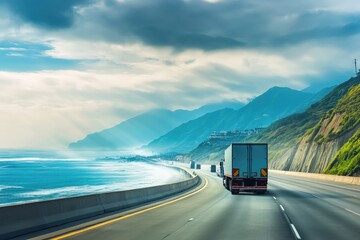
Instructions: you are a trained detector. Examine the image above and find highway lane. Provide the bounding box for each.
[47,170,293,240]
[32,169,359,240]
[269,173,360,240]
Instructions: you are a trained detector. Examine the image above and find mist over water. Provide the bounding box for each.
[0,150,187,206]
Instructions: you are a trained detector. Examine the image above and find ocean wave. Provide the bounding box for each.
[0,185,24,191]
[0,157,89,162]
[16,182,153,198]
[1,158,189,205]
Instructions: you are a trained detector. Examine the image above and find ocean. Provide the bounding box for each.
[0,150,188,206]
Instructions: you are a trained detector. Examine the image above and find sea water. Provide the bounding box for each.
[0,150,188,206]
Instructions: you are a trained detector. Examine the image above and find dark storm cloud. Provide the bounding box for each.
[274,11,360,45]
[1,0,93,29]
[135,26,244,50]
[95,0,248,50]
[2,0,360,50]
[88,0,360,50]
[276,22,360,45]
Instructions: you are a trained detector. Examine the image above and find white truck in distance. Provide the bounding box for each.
[223,143,268,194]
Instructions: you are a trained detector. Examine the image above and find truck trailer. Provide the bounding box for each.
[223,143,268,194]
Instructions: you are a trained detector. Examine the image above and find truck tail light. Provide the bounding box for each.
[260,168,268,177]
[257,178,268,186]
[233,168,239,177]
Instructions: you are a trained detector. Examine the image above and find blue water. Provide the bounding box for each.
[0,150,187,206]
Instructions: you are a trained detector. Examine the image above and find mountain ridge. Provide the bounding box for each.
[69,101,244,150]
[145,86,320,153]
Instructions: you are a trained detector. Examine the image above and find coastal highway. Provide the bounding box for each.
[32,170,360,240]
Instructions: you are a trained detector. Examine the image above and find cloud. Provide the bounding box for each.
[134,27,244,51]
[6,53,24,57]
[1,0,360,148]
[0,47,26,51]
[76,0,360,50]
[0,41,81,71]
[0,0,93,29]
[2,0,360,51]
[274,11,360,45]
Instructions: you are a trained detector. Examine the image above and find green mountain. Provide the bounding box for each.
[146,87,320,153]
[69,101,243,150]
[252,76,360,175]
[183,78,359,176]
[323,84,360,176]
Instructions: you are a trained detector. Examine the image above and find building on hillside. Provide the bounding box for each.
[208,128,265,140]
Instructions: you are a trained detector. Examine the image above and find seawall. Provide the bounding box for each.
[0,167,199,239]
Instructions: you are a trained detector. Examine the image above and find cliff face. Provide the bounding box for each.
[269,82,360,175]
[271,117,359,173]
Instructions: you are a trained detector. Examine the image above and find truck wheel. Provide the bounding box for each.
[230,181,237,195]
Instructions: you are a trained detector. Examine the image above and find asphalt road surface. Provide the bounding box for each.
[38,169,360,240]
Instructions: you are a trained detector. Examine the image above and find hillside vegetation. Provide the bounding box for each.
[318,83,360,140]
[324,128,360,176]
[321,84,360,176]
[252,76,360,165]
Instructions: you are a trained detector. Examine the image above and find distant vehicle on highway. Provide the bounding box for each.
[217,161,224,177]
[223,143,268,194]
[190,160,196,169]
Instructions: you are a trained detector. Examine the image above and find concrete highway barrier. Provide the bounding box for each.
[0,167,199,239]
[270,169,360,185]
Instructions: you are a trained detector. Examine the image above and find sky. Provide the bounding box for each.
[1,0,360,149]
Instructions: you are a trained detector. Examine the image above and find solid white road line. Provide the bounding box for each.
[290,224,301,239]
[310,193,360,217]
[345,208,360,217]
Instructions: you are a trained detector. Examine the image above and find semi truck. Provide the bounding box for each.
[190,160,195,169]
[223,143,268,195]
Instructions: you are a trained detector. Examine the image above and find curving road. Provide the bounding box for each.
[31,169,360,240]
